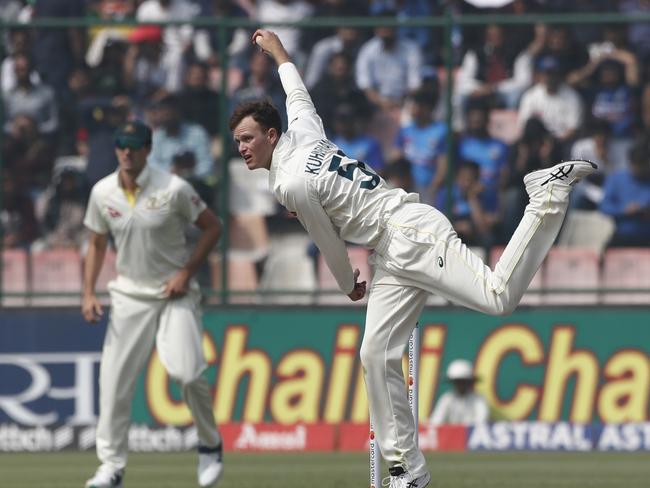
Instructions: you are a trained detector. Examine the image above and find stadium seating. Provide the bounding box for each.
[543,247,600,305]
[601,248,650,304]
[31,248,83,306]
[1,249,29,307]
[557,210,615,256]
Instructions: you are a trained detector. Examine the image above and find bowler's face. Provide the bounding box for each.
[233,116,277,170]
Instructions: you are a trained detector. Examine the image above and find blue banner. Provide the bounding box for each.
[468,422,650,451]
[0,310,105,426]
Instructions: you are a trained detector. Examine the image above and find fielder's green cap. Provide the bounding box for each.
[114,120,152,150]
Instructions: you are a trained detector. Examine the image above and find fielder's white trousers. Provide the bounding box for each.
[361,185,571,477]
[96,289,221,471]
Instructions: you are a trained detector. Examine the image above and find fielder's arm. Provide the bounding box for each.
[82,231,108,322]
[184,209,222,277]
[164,208,222,298]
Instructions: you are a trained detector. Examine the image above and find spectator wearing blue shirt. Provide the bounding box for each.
[395,1,434,63]
[332,104,385,174]
[394,88,448,203]
[600,138,650,247]
[590,59,637,139]
[148,95,214,178]
[457,101,509,204]
[435,161,499,248]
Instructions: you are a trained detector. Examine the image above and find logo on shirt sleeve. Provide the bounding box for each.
[106,206,122,218]
[191,195,202,207]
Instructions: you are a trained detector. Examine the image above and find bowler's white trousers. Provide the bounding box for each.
[361,183,571,477]
[96,288,221,470]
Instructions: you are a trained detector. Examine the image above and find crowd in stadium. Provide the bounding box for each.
[2,0,650,272]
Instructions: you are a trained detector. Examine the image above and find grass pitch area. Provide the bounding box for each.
[0,451,648,487]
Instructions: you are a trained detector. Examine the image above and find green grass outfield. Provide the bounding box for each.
[0,451,648,488]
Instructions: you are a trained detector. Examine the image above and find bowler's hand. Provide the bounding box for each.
[251,29,290,65]
[164,268,190,299]
[347,268,367,302]
[82,293,104,323]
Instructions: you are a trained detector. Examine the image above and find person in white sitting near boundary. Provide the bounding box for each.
[430,359,489,426]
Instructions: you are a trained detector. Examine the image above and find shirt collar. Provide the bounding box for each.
[135,164,151,188]
[117,164,151,190]
[268,135,286,186]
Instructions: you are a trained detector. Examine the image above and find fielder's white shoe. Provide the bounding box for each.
[524,159,598,199]
[85,465,124,488]
[197,444,223,487]
[382,466,431,488]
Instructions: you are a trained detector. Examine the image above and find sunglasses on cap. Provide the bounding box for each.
[114,136,148,150]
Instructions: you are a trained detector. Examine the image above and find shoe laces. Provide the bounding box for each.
[381,474,420,488]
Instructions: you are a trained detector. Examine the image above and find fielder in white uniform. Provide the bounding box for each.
[82,121,223,488]
[231,30,597,488]
[430,359,489,426]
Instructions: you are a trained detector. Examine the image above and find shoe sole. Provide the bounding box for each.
[527,159,598,188]
[198,471,223,487]
[416,472,431,488]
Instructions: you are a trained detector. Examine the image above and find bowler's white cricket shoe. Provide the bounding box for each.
[524,159,598,200]
[197,444,223,487]
[382,466,431,488]
[85,465,124,488]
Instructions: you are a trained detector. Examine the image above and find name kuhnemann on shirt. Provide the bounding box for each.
[305,139,336,175]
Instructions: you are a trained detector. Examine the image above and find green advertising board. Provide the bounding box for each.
[131,308,649,426]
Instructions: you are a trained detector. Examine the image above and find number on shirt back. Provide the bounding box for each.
[328,150,380,190]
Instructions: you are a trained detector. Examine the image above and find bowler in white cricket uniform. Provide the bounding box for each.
[82,121,223,488]
[231,30,597,488]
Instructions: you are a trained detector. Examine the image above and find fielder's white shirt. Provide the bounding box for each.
[430,390,490,426]
[84,164,207,297]
[270,63,419,294]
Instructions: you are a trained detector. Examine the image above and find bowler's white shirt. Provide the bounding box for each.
[270,63,418,294]
[84,165,206,297]
[430,390,490,426]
